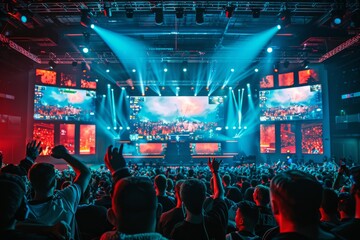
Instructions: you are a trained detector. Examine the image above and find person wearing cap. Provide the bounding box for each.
[331,166,360,240]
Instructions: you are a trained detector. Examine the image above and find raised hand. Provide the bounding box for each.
[208,157,222,174]
[104,144,126,174]
[51,145,70,159]
[26,140,43,161]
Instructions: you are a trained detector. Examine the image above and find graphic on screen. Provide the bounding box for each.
[298,69,320,84]
[259,84,323,121]
[190,143,221,155]
[278,72,294,87]
[260,75,274,89]
[260,124,275,153]
[33,122,54,156]
[59,124,75,154]
[280,124,296,153]
[79,125,96,154]
[137,143,167,155]
[81,79,97,89]
[36,69,56,85]
[34,85,96,121]
[60,73,76,87]
[301,123,323,154]
[129,96,224,141]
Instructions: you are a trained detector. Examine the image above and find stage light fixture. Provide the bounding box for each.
[283,60,290,68]
[175,7,184,19]
[302,60,309,69]
[230,68,235,72]
[80,9,91,28]
[277,24,281,30]
[81,62,87,72]
[331,9,345,26]
[254,68,259,72]
[72,61,78,67]
[106,68,110,73]
[20,15,27,23]
[153,8,164,25]
[82,47,89,53]
[132,68,136,73]
[126,9,134,18]
[196,7,205,25]
[252,9,260,18]
[182,61,188,72]
[163,67,168,72]
[267,47,273,53]
[273,62,280,73]
[90,24,95,29]
[48,60,56,70]
[279,9,291,27]
[225,6,235,18]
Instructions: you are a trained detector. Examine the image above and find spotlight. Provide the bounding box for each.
[183,67,187,72]
[81,62,87,72]
[229,87,232,90]
[279,9,291,27]
[80,9,91,27]
[273,62,280,73]
[126,9,134,18]
[153,8,163,25]
[107,84,111,88]
[106,68,110,73]
[20,15,27,23]
[182,61,188,72]
[196,7,205,25]
[331,9,345,26]
[107,126,111,130]
[277,24,281,30]
[251,9,260,18]
[267,47,273,53]
[103,94,106,98]
[176,87,180,90]
[48,60,56,70]
[175,8,184,19]
[132,68,136,73]
[254,68,259,72]
[82,47,89,53]
[230,68,235,72]
[121,87,125,90]
[225,6,235,18]
[90,24,95,29]
[302,60,309,69]
[164,68,168,72]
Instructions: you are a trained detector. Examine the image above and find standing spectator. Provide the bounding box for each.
[157,180,185,238]
[226,200,261,240]
[331,166,360,240]
[319,188,341,231]
[27,145,91,240]
[171,158,228,240]
[337,192,355,223]
[154,174,176,213]
[269,170,342,239]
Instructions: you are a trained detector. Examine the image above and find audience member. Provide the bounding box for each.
[337,192,355,223]
[154,174,176,213]
[319,188,341,231]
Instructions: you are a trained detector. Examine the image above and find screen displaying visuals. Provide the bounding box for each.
[260,124,276,153]
[35,69,56,85]
[190,143,222,155]
[278,72,294,87]
[33,122,54,156]
[81,79,97,89]
[34,85,96,122]
[60,73,76,87]
[137,143,167,155]
[301,123,323,154]
[79,124,96,154]
[280,124,296,153]
[298,69,320,84]
[59,124,75,154]
[260,75,274,89]
[259,84,323,121]
[129,96,224,142]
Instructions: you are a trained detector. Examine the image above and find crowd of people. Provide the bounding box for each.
[302,124,324,154]
[260,104,322,121]
[0,140,360,240]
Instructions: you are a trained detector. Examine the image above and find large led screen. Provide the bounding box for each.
[35,69,56,85]
[301,123,323,154]
[280,124,296,153]
[79,124,96,154]
[34,85,96,122]
[137,143,167,155]
[33,122,54,156]
[298,69,320,84]
[260,75,274,89]
[59,124,75,154]
[259,84,323,121]
[129,96,224,141]
[260,124,276,153]
[190,143,222,155]
[278,72,294,87]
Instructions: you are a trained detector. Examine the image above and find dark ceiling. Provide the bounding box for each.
[1,1,360,86]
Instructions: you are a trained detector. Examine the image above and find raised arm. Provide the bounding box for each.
[19,140,43,173]
[51,145,91,194]
[104,144,131,184]
[208,157,224,200]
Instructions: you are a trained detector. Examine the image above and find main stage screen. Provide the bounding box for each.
[190,143,222,155]
[34,85,96,122]
[259,84,323,121]
[129,96,224,141]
